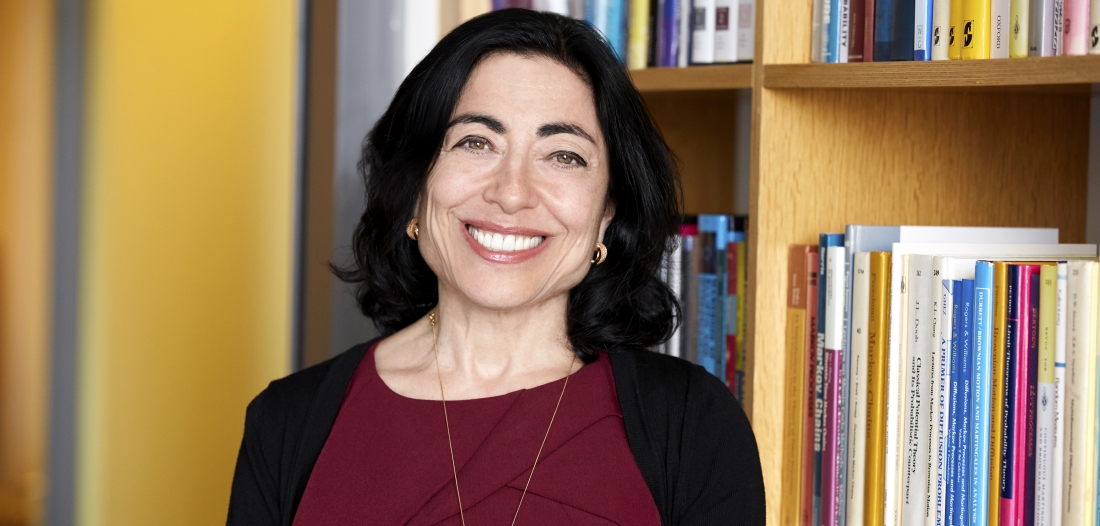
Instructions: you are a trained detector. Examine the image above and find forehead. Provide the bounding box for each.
[454,53,599,131]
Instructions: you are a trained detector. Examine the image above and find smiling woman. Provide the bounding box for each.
[228,8,764,526]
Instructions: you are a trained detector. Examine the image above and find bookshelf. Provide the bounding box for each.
[632,1,1092,524]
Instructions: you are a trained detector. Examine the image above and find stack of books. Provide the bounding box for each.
[785,225,1100,526]
[654,214,748,399]
[811,0,1100,62]
[491,0,755,68]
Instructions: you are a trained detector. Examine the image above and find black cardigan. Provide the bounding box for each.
[227,341,766,525]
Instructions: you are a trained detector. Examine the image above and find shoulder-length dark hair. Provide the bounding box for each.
[335,8,681,361]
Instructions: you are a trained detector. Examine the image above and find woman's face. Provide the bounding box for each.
[416,52,612,313]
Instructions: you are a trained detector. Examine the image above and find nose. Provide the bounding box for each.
[483,151,537,214]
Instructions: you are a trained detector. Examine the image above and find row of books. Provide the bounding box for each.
[784,225,1100,526]
[491,0,754,68]
[811,0,1100,62]
[654,215,748,399]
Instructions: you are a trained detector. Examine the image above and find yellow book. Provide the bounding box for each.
[627,0,650,70]
[781,246,810,526]
[1009,0,1029,57]
[950,0,965,58]
[988,261,1009,526]
[864,251,891,526]
[961,0,991,59]
[1035,265,1057,522]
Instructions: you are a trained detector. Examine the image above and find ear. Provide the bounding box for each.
[597,201,615,240]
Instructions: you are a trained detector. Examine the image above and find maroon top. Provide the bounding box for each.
[293,342,661,525]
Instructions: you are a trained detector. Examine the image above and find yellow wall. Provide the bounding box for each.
[79,2,296,524]
[0,0,54,524]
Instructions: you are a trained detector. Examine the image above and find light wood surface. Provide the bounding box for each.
[765,55,1100,89]
[630,64,753,92]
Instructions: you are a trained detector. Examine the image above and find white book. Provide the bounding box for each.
[668,244,683,358]
[931,257,956,526]
[887,254,910,526]
[677,0,692,66]
[838,0,850,62]
[811,0,824,61]
[1054,0,1064,55]
[1062,260,1099,525]
[714,0,739,62]
[1051,261,1068,526]
[902,255,934,526]
[932,0,951,59]
[1091,0,1100,53]
[691,0,717,63]
[1035,264,1058,526]
[846,252,871,526]
[735,0,755,61]
[992,0,1011,57]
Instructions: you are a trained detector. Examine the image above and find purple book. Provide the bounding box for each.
[657,0,680,66]
[821,347,843,525]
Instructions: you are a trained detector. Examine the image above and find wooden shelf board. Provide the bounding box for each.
[630,63,753,92]
[763,55,1100,89]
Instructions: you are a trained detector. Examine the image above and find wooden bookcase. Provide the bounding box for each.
[632,1,1093,523]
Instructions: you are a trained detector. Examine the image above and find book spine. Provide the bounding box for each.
[678,0,691,65]
[874,0,895,60]
[988,261,1010,526]
[813,237,831,526]
[961,0,992,59]
[950,0,965,57]
[802,248,821,526]
[840,0,852,62]
[865,251,891,526]
[934,273,956,526]
[970,262,994,526]
[1034,264,1058,526]
[1092,0,1100,52]
[696,215,727,380]
[1062,0,1088,54]
[933,0,953,58]
[691,0,717,63]
[903,256,933,526]
[947,279,962,526]
[668,238,683,358]
[1010,0,1030,55]
[713,0,738,61]
[736,238,747,399]
[864,0,877,60]
[822,347,841,526]
[735,0,754,60]
[893,0,917,59]
[1029,0,1057,55]
[1062,261,1096,525]
[627,0,651,68]
[915,0,934,59]
[850,0,867,60]
[991,0,1011,57]
[726,237,739,393]
[999,266,1020,526]
[825,0,840,61]
[813,0,826,61]
[823,244,847,525]
[846,252,871,526]
[887,254,912,526]
[608,0,627,60]
[658,0,679,65]
[1086,267,1099,526]
[1024,270,1041,524]
[955,278,975,526]
[782,245,809,526]
[682,224,698,365]
[1055,0,1064,53]
[1051,262,1067,526]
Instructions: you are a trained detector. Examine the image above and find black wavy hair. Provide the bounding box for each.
[334,8,682,361]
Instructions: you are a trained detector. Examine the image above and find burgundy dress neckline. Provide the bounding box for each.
[293,340,661,525]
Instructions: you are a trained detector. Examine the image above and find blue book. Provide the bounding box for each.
[946,280,962,525]
[969,262,994,526]
[955,279,975,526]
[607,0,626,62]
[814,232,844,526]
[914,0,935,59]
[936,278,956,525]
[823,0,848,62]
[695,215,728,380]
[873,0,895,60]
[891,0,916,60]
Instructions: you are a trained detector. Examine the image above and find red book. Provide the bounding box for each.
[726,240,739,394]
[850,0,867,61]
[863,0,876,62]
[801,247,820,524]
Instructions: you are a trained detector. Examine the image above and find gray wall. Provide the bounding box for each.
[1089,91,1100,246]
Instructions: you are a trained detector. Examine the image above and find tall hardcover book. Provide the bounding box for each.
[971,261,995,526]
[1062,0,1089,54]
[950,0,965,57]
[1052,262,1068,526]
[961,0,992,58]
[695,215,728,380]
[822,244,848,526]
[801,247,821,525]
[627,0,651,68]
[902,255,934,525]
[850,0,867,60]
[783,245,811,526]
[933,0,953,58]
[713,0,740,62]
[865,251,892,526]
[814,233,845,526]
[726,233,742,394]
[691,0,717,63]
[1034,264,1058,525]
[845,252,871,525]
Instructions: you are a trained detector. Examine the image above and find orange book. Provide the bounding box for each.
[864,251,891,526]
[783,245,812,526]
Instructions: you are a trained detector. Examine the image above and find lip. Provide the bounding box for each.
[461,220,551,264]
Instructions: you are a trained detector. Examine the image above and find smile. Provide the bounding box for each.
[466,224,545,252]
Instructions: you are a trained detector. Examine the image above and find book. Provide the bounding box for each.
[865,251,891,526]
[1028,0,1059,55]
[627,0,651,68]
[933,0,953,59]
[992,0,1010,57]
[845,251,871,526]
[850,0,867,60]
[1034,263,1058,525]
[736,229,748,400]
[1062,0,1089,54]
[955,278,975,526]
[802,247,821,525]
[1000,264,1040,526]
[658,0,681,66]
[1010,0,1029,56]
[822,244,848,526]
[1052,262,1068,526]
[691,0,717,63]
[932,262,955,526]
[915,0,935,59]
[1024,269,1041,524]
[864,0,877,60]
[950,0,965,57]
[1062,261,1097,524]
[947,278,962,524]
[990,261,1010,526]
[783,245,812,526]
[902,255,934,526]
[608,0,627,60]
[714,0,740,62]
[695,215,728,380]
[681,223,699,364]
[971,261,994,526]
[874,0,896,60]
[961,0,992,59]
[678,0,692,65]
[667,235,683,358]
[824,0,844,61]
[814,0,826,61]
[1092,0,1100,53]
[727,232,741,394]
[736,0,755,60]
[814,233,844,526]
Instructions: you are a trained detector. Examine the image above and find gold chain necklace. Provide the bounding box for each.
[429,311,576,526]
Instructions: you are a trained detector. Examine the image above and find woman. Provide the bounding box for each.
[228,8,763,525]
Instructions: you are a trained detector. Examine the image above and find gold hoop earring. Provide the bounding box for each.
[406,218,419,240]
[591,242,607,265]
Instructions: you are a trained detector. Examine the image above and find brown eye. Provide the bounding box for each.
[462,137,488,150]
[554,153,574,164]
[551,151,586,167]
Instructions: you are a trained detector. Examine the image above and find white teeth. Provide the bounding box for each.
[466,224,545,253]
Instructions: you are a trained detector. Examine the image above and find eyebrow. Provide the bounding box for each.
[447,113,506,134]
[537,122,596,144]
